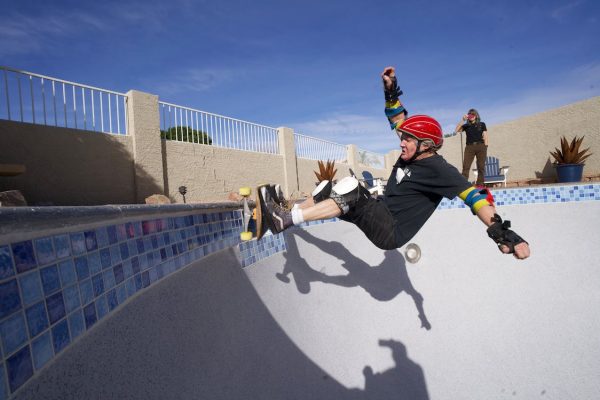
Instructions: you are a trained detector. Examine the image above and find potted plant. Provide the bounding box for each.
[314,160,337,184]
[549,135,592,183]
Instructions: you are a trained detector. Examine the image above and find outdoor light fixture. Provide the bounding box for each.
[178,186,187,203]
[404,243,421,263]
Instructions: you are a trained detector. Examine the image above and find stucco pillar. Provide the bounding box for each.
[277,127,299,197]
[127,90,165,203]
[347,144,359,173]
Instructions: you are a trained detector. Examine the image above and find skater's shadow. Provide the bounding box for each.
[361,339,430,400]
[277,228,431,330]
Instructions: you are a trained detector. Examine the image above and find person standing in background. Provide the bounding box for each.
[456,109,488,185]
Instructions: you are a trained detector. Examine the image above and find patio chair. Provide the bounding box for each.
[473,156,509,187]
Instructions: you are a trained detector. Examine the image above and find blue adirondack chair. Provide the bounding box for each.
[473,156,510,187]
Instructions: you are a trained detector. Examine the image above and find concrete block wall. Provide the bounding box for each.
[2,89,599,206]
[439,96,600,182]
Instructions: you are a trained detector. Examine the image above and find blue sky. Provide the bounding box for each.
[1,0,599,153]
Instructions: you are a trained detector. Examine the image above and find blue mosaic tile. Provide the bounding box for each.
[83,302,97,329]
[11,241,37,274]
[134,274,143,291]
[141,271,150,288]
[79,279,94,306]
[0,312,27,355]
[131,257,140,275]
[69,232,86,256]
[31,331,53,370]
[0,363,6,400]
[136,239,145,254]
[122,259,133,280]
[63,284,81,314]
[100,247,112,270]
[113,264,124,285]
[51,319,70,354]
[126,278,136,297]
[34,237,55,266]
[116,224,128,242]
[92,273,105,297]
[24,301,49,338]
[116,283,127,305]
[110,245,121,265]
[0,363,7,400]
[125,222,136,239]
[74,256,90,281]
[106,225,118,245]
[79,253,96,279]
[0,279,21,319]
[6,345,33,393]
[106,289,118,311]
[45,292,66,324]
[68,309,85,340]
[0,245,15,280]
[84,231,98,252]
[119,242,129,261]
[96,296,108,320]
[53,235,71,260]
[95,227,109,248]
[40,264,61,296]
[58,259,77,286]
[103,269,116,290]
[127,240,138,257]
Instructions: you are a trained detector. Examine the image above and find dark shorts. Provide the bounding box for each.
[340,197,399,250]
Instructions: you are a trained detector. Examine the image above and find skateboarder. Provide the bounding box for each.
[259,66,530,260]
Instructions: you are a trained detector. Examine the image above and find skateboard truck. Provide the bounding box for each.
[239,187,254,241]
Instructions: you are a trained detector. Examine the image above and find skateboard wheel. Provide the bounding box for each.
[240,231,253,241]
[239,187,251,196]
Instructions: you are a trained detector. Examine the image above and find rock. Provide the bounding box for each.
[0,190,27,206]
[145,194,171,204]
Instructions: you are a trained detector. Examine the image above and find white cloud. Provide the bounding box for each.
[148,68,236,98]
[550,0,585,22]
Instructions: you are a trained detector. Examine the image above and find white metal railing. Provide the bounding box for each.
[0,66,127,135]
[159,101,279,154]
[357,148,385,169]
[294,133,348,162]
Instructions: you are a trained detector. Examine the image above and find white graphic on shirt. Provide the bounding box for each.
[396,167,411,183]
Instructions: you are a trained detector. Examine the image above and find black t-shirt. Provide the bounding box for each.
[461,122,487,144]
[384,154,471,245]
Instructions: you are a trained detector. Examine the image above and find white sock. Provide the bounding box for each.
[291,208,304,225]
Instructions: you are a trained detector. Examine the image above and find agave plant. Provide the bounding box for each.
[549,135,592,165]
[314,160,337,182]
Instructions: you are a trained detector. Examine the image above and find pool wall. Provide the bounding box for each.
[0,183,599,399]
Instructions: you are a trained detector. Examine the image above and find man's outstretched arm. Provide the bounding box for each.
[381,66,406,130]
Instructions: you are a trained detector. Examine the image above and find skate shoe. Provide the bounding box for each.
[260,186,293,234]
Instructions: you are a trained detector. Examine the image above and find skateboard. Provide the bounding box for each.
[239,185,269,241]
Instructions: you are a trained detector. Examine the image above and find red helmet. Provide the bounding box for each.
[397,115,443,148]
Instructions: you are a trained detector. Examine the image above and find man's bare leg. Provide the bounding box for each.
[298,198,341,221]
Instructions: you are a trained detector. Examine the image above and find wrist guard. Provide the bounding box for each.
[384,76,403,102]
[487,214,527,253]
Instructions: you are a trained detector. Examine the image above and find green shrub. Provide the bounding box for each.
[160,126,212,145]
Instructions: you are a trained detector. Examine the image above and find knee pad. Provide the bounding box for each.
[311,180,332,203]
[330,176,371,214]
